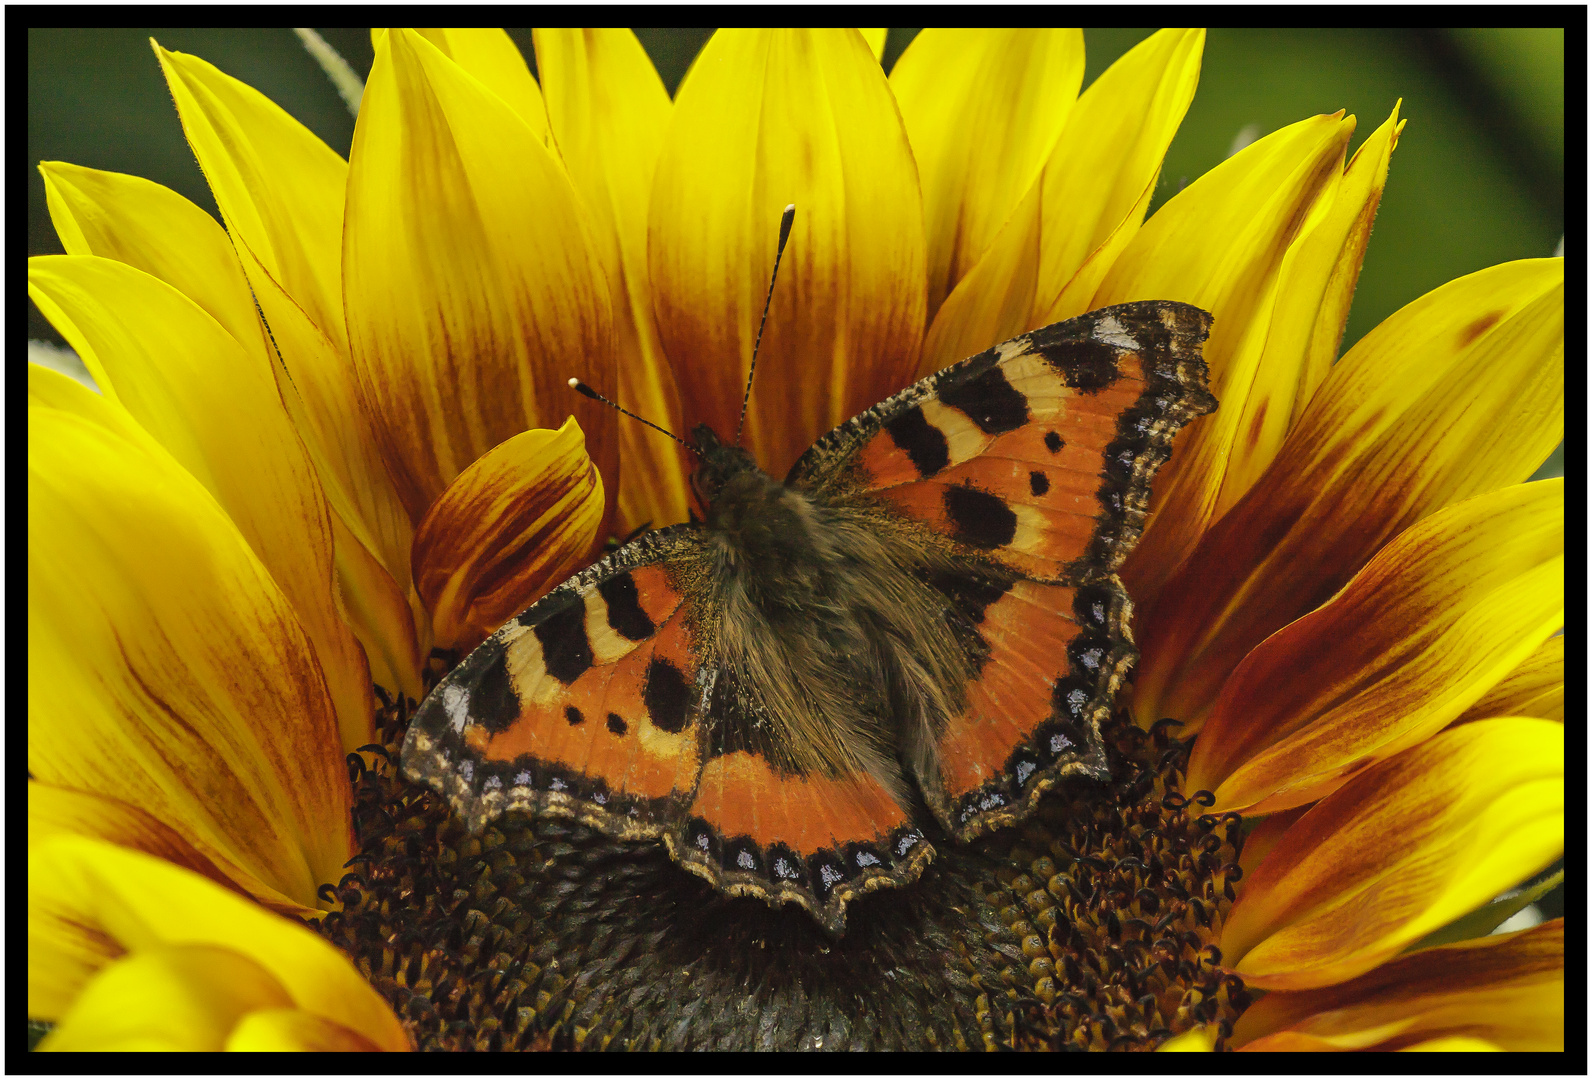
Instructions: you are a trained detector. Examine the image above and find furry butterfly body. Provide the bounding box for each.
[402,300,1216,933]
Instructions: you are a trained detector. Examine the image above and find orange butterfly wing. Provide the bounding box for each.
[789,301,1215,839]
[403,531,708,837]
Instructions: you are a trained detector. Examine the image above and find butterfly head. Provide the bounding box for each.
[690,424,765,508]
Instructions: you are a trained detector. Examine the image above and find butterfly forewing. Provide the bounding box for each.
[788,301,1216,840]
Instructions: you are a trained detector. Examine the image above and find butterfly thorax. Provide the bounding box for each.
[681,425,976,801]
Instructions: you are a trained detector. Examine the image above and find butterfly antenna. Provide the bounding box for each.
[735,203,797,449]
[567,378,701,457]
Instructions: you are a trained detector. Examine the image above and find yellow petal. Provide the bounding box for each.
[1221,718,1563,988]
[1035,28,1205,324]
[1398,1037,1503,1051]
[29,781,241,897]
[860,28,887,61]
[891,28,1084,320]
[224,1009,385,1051]
[921,28,1205,374]
[154,42,349,359]
[1134,258,1564,731]
[40,944,293,1051]
[534,28,691,531]
[329,508,425,701]
[29,400,350,912]
[345,28,617,530]
[413,419,605,652]
[30,254,375,752]
[1189,479,1564,813]
[153,45,421,640]
[651,28,926,479]
[39,161,267,360]
[29,836,408,1050]
[1234,804,1311,883]
[235,236,427,699]
[31,163,419,677]
[1156,1024,1218,1051]
[1107,112,1356,613]
[1213,104,1404,514]
[1232,918,1562,1051]
[1455,634,1564,725]
[374,28,550,139]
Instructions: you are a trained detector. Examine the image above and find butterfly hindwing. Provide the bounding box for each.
[403,527,934,935]
[673,718,931,933]
[788,301,1216,840]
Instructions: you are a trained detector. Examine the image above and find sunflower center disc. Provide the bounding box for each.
[315,695,1249,1051]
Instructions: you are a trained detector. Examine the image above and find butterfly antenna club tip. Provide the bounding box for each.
[737,204,797,448]
[567,376,700,456]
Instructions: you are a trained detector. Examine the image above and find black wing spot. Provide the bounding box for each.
[532,597,593,684]
[1029,470,1050,497]
[1044,336,1122,393]
[460,641,519,735]
[597,571,655,641]
[643,656,692,734]
[943,484,1018,549]
[938,364,1029,434]
[885,406,950,478]
[924,567,1013,624]
[565,705,584,726]
[1044,430,1064,453]
[606,712,627,735]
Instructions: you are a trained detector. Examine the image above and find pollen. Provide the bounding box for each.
[315,694,1248,1050]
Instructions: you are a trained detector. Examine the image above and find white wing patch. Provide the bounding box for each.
[442,684,471,734]
[1094,314,1140,351]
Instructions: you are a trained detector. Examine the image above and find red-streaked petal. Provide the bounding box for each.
[142,49,422,694]
[235,238,427,698]
[412,419,604,652]
[37,162,422,696]
[1213,104,1404,515]
[1221,719,1562,989]
[345,28,617,530]
[1103,113,1356,613]
[1134,258,1564,732]
[650,28,926,480]
[29,254,376,752]
[29,395,351,912]
[28,781,243,898]
[1232,919,1563,1051]
[1189,479,1563,812]
[534,28,691,531]
[1234,805,1311,883]
[1454,634,1564,725]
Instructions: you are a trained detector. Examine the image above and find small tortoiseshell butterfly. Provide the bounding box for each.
[403,297,1215,934]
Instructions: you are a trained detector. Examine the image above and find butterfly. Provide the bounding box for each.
[401,299,1215,935]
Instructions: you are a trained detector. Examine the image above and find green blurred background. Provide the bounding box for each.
[27,27,1564,477]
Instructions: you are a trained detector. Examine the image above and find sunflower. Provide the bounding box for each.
[28,28,1563,1052]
